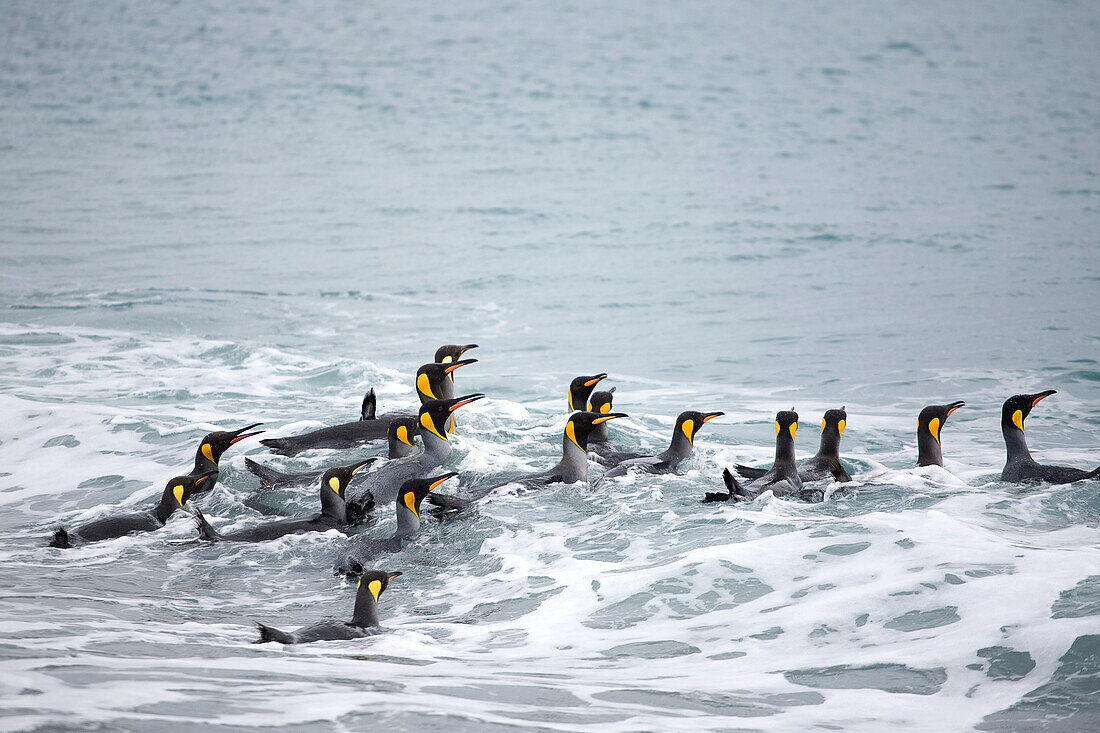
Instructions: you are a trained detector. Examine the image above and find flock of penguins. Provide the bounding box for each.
[49,344,1099,645]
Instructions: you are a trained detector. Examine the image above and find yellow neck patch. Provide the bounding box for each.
[600,402,611,414]
[821,418,826,433]
[837,419,845,437]
[788,423,797,439]
[441,355,453,364]
[328,476,341,494]
[403,491,418,517]
[368,579,383,602]
[447,416,456,434]
[201,443,214,464]
[567,390,575,411]
[417,372,436,399]
[1012,409,1024,432]
[421,413,447,442]
[566,420,582,451]
[774,421,780,437]
[928,417,941,444]
[172,484,185,508]
[681,419,695,444]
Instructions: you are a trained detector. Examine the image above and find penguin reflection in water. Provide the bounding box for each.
[254,570,402,644]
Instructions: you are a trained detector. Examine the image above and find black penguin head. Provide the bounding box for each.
[674,410,725,445]
[821,408,847,437]
[197,423,263,465]
[917,401,965,444]
[163,470,217,509]
[398,472,458,518]
[1001,391,1056,433]
[566,410,627,451]
[419,393,485,442]
[588,387,617,414]
[416,359,478,400]
[388,417,421,449]
[357,569,402,601]
[435,344,478,364]
[320,459,376,499]
[568,374,607,412]
[775,410,799,440]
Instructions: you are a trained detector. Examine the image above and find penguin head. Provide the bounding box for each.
[419,393,485,442]
[917,401,965,444]
[388,417,421,449]
[674,410,725,445]
[565,410,627,452]
[398,472,458,518]
[320,459,377,500]
[197,423,263,465]
[821,408,847,437]
[163,470,217,509]
[357,569,402,601]
[1001,391,1055,434]
[568,374,607,412]
[588,387,617,414]
[775,410,798,440]
[416,359,478,400]
[435,344,478,364]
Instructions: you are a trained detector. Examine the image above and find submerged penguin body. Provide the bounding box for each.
[601,411,723,480]
[736,408,851,483]
[254,570,401,644]
[706,411,805,502]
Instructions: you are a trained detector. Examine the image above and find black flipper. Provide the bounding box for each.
[245,458,293,489]
[345,492,376,525]
[360,389,377,421]
[735,464,768,480]
[254,621,294,644]
[192,508,223,541]
[830,459,853,482]
[427,492,471,511]
[704,468,751,503]
[50,527,71,548]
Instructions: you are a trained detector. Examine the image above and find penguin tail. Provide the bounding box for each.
[258,438,300,457]
[244,458,289,489]
[333,555,364,577]
[49,527,71,548]
[360,388,377,421]
[735,463,767,480]
[192,508,222,541]
[254,621,293,644]
[703,468,747,503]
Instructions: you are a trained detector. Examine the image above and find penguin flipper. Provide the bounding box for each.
[735,464,768,480]
[245,458,290,489]
[360,388,377,421]
[50,527,71,548]
[254,621,295,644]
[427,492,471,511]
[830,459,853,483]
[703,468,736,502]
[192,508,222,541]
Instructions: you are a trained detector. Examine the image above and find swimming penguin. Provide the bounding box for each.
[334,473,458,575]
[342,394,485,520]
[189,423,264,496]
[705,410,804,502]
[600,411,724,480]
[428,411,627,514]
[193,460,375,542]
[737,408,852,483]
[568,374,608,413]
[586,388,645,465]
[244,417,421,491]
[1001,390,1099,484]
[434,344,479,399]
[917,401,965,467]
[49,471,217,548]
[259,359,476,455]
[254,570,402,644]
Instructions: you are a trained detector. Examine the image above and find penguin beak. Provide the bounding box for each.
[195,470,218,485]
[448,394,485,412]
[460,344,478,354]
[428,472,459,491]
[387,571,403,581]
[229,423,264,444]
[1030,390,1056,407]
[443,358,477,374]
[584,374,608,388]
[350,458,377,476]
[701,412,724,423]
[591,412,628,425]
[945,401,965,418]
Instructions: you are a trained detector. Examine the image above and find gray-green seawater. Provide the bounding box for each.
[1,1,1098,730]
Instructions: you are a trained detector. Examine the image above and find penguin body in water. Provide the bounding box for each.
[600,411,723,480]
[917,401,965,467]
[333,473,457,575]
[193,460,373,542]
[736,408,851,483]
[428,411,627,514]
[706,411,805,502]
[189,423,263,496]
[259,357,476,455]
[254,570,402,644]
[50,471,216,547]
[1001,390,1099,484]
[587,388,646,465]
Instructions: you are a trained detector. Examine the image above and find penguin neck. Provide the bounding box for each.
[421,428,451,462]
[438,377,456,400]
[815,431,841,461]
[389,440,417,460]
[660,430,693,462]
[773,433,796,467]
[590,421,610,443]
[153,492,178,524]
[319,486,347,523]
[560,436,590,482]
[351,587,382,628]
[917,430,943,467]
[1002,423,1032,462]
[394,502,420,539]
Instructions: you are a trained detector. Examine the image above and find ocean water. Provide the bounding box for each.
[1,0,1098,730]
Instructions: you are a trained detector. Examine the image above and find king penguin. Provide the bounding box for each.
[706,410,804,502]
[600,410,723,480]
[1000,390,1099,484]
[737,408,852,483]
[917,401,965,467]
[254,570,402,644]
